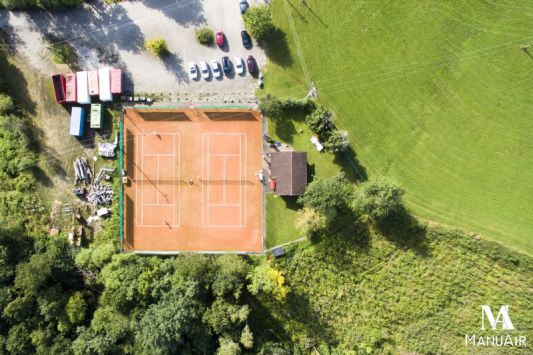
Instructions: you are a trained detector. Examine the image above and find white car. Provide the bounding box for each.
[234,56,244,74]
[200,61,210,79]
[211,60,222,79]
[188,62,198,80]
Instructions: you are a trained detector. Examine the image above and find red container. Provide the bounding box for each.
[64,73,77,103]
[110,68,122,95]
[51,74,66,103]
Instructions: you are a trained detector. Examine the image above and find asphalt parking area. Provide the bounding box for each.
[0,0,266,97]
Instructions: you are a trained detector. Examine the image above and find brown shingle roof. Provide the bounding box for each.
[270,151,307,196]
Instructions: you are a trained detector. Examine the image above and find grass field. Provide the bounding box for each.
[264,0,533,254]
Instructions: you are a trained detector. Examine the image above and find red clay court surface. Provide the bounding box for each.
[123,108,263,252]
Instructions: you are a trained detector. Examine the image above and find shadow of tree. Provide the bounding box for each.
[260,27,293,68]
[142,0,206,27]
[374,208,431,257]
[0,31,36,115]
[162,52,188,83]
[280,196,300,211]
[333,146,368,183]
[23,1,146,65]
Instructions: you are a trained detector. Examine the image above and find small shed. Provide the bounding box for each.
[70,107,84,136]
[90,103,103,129]
[270,151,308,196]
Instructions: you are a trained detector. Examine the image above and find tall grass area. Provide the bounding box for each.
[265,0,533,254]
[255,228,532,353]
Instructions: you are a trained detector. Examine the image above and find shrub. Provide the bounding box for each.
[195,27,214,46]
[324,130,349,153]
[49,42,78,67]
[0,94,14,115]
[145,37,168,57]
[243,5,275,42]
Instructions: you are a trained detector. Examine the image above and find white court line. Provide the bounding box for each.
[202,132,247,228]
[208,204,241,207]
[143,153,175,157]
[135,134,139,227]
[156,154,159,205]
[223,156,226,204]
[201,134,205,226]
[136,132,181,228]
[208,153,241,157]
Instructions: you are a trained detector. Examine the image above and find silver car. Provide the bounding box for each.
[211,60,222,79]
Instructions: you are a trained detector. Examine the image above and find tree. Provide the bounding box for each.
[195,27,215,46]
[0,0,84,10]
[145,37,169,57]
[324,130,349,153]
[355,178,405,221]
[217,337,241,355]
[65,291,86,325]
[135,282,209,354]
[247,262,289,301]
[203,297,250,335]
[240,324,253,349]
[298,174,353,214]
[305,105,336,138]
[259,94,283,118]
[212,254,250,299]
[243,5,275,42]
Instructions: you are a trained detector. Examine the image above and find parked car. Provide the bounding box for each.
[211,60,222,79]
[216,31,225,47]
[246,55,257,74]
[188,62,198,79]
[199,61,210,79]
[222,56,232,76]
[234,56,245,74]
[241,30,252,48]
[239,0,249,14]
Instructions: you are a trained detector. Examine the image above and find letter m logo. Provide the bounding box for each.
[481,305,515,330]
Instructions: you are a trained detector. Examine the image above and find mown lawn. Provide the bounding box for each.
[264,0,533,255]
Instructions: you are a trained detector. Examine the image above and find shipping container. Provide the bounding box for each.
[65,73,77,103]
[51,74,66,103]
[90,103,102,129]
[76,71,91,104]
[98,68,112,102]
[110,68,122,95]
[70,107,85,136]
[88,70,99,96]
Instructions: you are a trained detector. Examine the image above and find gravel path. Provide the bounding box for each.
[1,0,267,99]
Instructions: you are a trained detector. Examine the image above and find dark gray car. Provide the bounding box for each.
[240,0,249,14]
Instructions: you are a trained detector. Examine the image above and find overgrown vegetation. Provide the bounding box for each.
[195,27,215,46]
[0,0,84,9]
[145,37,169,57]
[47,41,78,69]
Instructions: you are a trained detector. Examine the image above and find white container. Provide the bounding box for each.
[98,68,112,102]
[76,71,91,104]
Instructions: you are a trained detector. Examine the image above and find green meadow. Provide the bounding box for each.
[264,0,533,254]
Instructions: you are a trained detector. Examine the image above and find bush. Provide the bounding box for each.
[0,0,84,10]
[48,42,78,67]
[324,130,349,153]
[195,27,214,46]
[0,94,14,115]
[355,178,405,221]
[243,5,275,42]
[145,38,168,57]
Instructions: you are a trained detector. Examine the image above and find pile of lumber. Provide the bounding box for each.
[87,183,113,206]
[74,157,92,183]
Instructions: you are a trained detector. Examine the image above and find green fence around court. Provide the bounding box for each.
[119,110,124,251]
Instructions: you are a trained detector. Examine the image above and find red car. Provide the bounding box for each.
[246,55,257,74]
[216,31,225,47]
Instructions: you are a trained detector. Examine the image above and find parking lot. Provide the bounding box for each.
[0,0,266,99]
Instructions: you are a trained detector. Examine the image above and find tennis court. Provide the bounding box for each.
[123,108,263,253]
